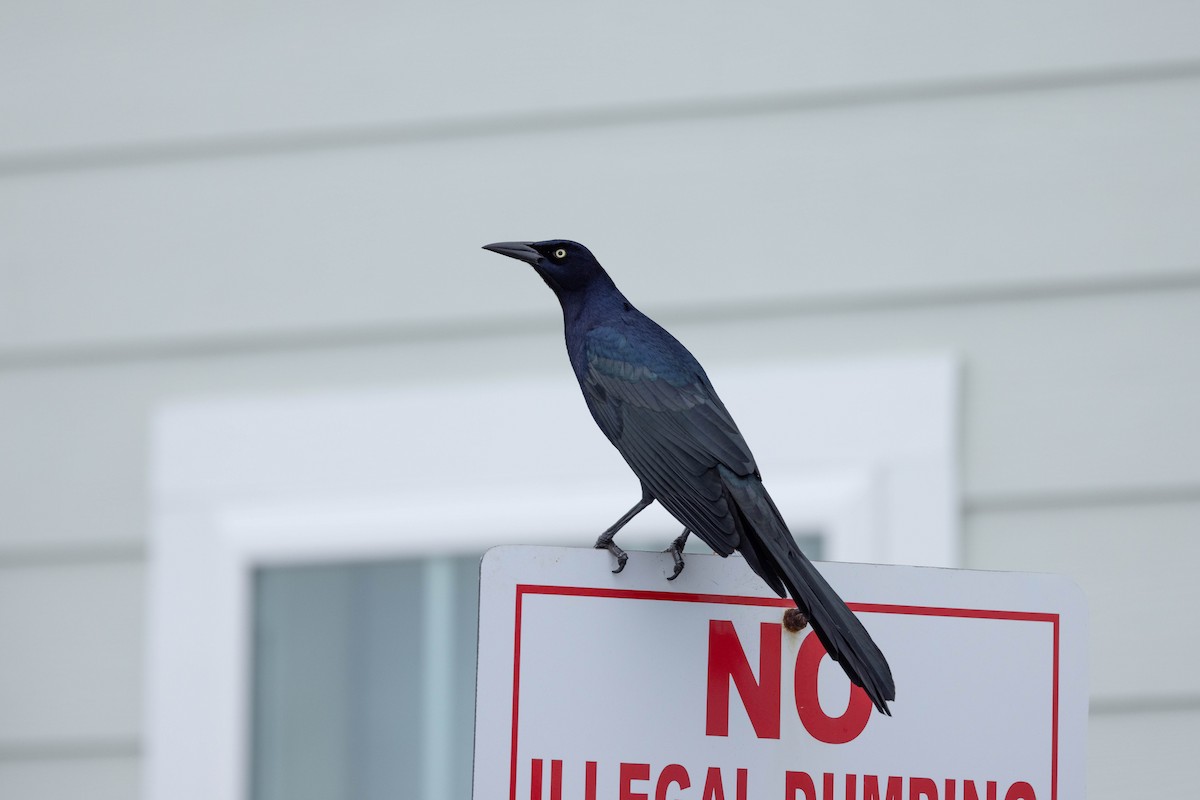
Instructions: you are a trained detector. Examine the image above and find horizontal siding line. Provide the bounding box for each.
[1090,694,1200,716]
[2,268,1199,373]
[0,541,146,569]
[2,59,1200,178]
[0,702,1188,765]
[965,484,1200,515]
[0,701,1192,766]
[0,738,140,762]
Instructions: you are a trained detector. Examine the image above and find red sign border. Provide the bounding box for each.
[508,584,1060,800]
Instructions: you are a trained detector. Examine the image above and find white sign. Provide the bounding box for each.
[474,546,1086,800]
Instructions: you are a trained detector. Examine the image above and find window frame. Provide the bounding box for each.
[145,354,957,800]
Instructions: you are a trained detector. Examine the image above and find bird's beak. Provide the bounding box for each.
[482,241,542,265]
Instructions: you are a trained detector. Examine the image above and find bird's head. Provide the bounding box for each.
[482,239,611,297]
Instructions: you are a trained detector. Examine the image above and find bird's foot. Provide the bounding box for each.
[664,529,690,581]
[594,532,629,573]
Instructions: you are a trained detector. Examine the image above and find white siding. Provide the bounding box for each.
[0,756,140,800]
[1089,709,1199,796]
[1,4,1198,798]
[967,501,1200,701]
[2,4,1199,156]
[4,78,1200,351]
[0,562,143,742]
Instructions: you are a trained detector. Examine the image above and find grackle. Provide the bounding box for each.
[483,239,895,714]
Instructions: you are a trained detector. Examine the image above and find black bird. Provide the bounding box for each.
[483,239,895,714]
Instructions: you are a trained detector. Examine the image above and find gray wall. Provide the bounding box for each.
[2,4,1199,797]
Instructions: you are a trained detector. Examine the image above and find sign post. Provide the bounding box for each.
[473,546,1087,799]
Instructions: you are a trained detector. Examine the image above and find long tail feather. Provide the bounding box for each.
[718,465,895,714]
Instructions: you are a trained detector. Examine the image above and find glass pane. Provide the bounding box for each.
[250,557,479,800]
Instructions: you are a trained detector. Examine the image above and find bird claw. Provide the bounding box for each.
[595,537,629,573]
[666,556,685,581]
[664,530,688,580]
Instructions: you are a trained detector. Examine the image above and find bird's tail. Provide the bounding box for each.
[718,465,895,715]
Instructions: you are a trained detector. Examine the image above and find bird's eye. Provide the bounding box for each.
[553,248,567,259]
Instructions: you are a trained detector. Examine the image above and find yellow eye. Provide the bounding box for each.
[554,248,567,259]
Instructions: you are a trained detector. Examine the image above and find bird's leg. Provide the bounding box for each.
[594,491,655,573]
[665,528,690,580]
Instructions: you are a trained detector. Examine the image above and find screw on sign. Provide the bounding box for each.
[528,620,1040,800]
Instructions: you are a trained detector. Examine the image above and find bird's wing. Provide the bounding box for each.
[582,326,756,554]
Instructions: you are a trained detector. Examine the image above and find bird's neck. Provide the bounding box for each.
[556,274,627,331]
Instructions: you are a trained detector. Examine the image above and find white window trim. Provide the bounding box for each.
[145,354,957,800]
